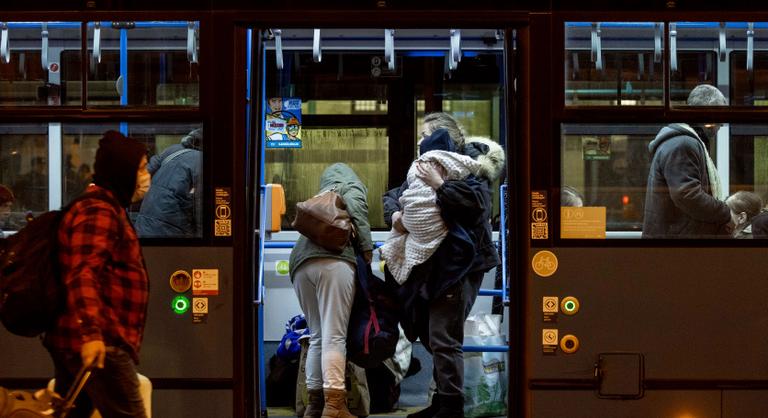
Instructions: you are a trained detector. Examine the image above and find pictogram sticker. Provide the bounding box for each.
[532,250,558,277]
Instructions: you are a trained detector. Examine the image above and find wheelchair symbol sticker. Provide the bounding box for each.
[532,250,558,277]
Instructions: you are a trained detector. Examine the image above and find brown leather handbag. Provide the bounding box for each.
[292,188,353,252]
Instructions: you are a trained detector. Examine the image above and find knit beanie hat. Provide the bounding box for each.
[92,131,147,207]
[419,128,456,155]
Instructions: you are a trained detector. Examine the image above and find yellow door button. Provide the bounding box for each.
[560,296,580,315]
[560,334,580,354]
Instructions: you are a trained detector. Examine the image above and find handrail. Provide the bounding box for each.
[254,186,267,306]
[312,28,322,63]
[669,22,678,73]
[1,23,10,64]
[41,23,48,71]
[384,28,395,71]
[273,29,283,70]
[187,21,198,64]
[500,184,509,306]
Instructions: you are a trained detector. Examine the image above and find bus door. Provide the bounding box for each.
[249,27,516,418]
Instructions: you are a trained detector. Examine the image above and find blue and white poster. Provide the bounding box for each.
[265,97,302,148]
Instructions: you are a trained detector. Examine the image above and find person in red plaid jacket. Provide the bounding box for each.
[44,131,151,418]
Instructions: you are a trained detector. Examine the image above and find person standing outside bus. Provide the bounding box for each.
[642,84,733,238]
[44,131,151,418]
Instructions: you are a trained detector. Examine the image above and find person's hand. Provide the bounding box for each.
[391,211,407,233]
[363,250,373,265]
[415,161,445,189]
[81,340,106,369]
[724,220,736,236]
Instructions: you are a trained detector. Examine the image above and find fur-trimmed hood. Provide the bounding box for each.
[462,137,505,181]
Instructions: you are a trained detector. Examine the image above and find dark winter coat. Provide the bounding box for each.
[383,137,504,341]
[135,143,202,237]
[642,124,731,239]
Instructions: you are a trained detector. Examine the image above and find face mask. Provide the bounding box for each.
[132,170,151,203]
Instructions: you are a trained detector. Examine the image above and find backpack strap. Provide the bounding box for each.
[161,148,194,167]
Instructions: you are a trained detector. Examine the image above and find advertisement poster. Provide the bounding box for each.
[265,97,302,148]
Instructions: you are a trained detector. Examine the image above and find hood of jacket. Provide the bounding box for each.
[319,163,366,195]
[462,137,505,181]
[648,124,699,156]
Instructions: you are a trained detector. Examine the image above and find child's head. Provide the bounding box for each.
[418,129,456,156]
[725,191,763,228]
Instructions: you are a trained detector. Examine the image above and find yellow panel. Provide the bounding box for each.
[560,206,606,239]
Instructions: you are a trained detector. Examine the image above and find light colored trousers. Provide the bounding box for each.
[292,258,356,390]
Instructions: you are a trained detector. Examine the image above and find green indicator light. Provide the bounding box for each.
[565,301,576,311]
[172,295,190,314]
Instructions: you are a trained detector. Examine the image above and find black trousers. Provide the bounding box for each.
[419,271,484,397]
[50,347,146,418]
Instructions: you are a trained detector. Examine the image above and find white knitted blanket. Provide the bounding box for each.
[380,150,483,284]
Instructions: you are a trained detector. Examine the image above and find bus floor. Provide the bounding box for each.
[263,342,506,418]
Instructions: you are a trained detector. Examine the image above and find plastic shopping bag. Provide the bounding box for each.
[463,314,507,418]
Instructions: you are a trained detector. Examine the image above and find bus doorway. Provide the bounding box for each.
[247,27,518,418]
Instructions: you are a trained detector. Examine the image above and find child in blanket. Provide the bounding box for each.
[379,129,483,285]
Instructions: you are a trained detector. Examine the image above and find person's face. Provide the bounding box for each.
[132,156,150,203]
[0,201,11,223]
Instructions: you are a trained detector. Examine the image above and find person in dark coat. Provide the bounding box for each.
[135,128,202,238]
[383,112,504,418]
[642,85,733,238]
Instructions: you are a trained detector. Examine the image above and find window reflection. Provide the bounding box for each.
[0,123,202,239]
[86,22,200,107]
[0,22,81,106]
[565,22,664,106]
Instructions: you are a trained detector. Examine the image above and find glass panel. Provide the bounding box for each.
[731,52,768,106]
[86,21,200,107]
[0,125,49,236]
[263,29,505,230]
[562,123,768,239]
[301,100,388,115]
[266,127,388,229]
[672,22,768,107]
[565,22,664,106]
[0,22,81,106]
[561,124,658,238]
[0,123,202,239]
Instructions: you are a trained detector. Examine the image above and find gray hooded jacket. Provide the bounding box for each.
[289,163,374,278]
[642,124,730,238]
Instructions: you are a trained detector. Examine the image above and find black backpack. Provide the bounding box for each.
[0,191,119,337]
[347,252,401,369]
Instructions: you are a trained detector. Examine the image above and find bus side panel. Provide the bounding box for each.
[531,390,720,418]
[529,248,768,380]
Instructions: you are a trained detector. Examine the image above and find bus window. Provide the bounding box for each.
[562,123,768,239]
[671,22,768,107]
[86,22,199,107]
[0,123,203,238]
[0,22,81,106]
[565,22,664,106]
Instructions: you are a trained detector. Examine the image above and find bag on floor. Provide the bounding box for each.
[463,314,507,418]
[295,338,371,417]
